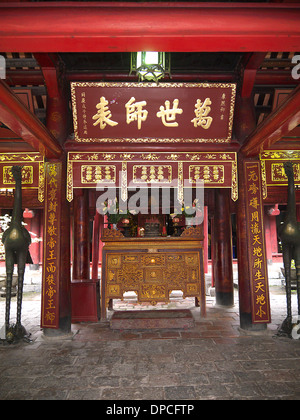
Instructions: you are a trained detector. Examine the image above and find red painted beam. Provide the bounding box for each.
[240,84,300,157]
[0,2,300,52]
[255,71,299,86]
[0,80,63,158]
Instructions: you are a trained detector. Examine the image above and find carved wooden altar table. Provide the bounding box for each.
[101,227,205,320]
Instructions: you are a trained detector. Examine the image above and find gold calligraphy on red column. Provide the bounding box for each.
[245,161,271,324]
[41,163,61,329]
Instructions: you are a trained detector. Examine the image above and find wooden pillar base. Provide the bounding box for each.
[43,317,72,338]
[216,291,234,307]
[239,313,267,332]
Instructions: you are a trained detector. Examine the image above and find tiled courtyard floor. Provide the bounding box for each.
[0,287,300,400]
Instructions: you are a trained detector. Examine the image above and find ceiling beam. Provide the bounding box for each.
[34,53,70,145]
[5,69,299,87]
[0,2,300,52]
[0,80,63,159]
[240,84,300,157]
[240,53,267,99]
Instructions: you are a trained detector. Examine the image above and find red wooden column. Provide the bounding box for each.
[71,190,101,323]
[297,205,300,222]
[203,206,209,274]
[212,189,234,306]
[267,205,280,261]
[41,160,72,336]
[270,216,278,258]
[264,213,272,263]
[72,189,90,281]
[27,209,40,267]
[91,211,101,280]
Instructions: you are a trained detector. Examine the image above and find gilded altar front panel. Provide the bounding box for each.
[104,250,202,306]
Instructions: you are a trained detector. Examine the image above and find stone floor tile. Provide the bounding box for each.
[1,287,300,400]
[164,385,196,400]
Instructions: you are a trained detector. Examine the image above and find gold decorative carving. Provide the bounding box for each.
[67,160,73,202]
[108,285,120,296]
[141,255,165,266]
[141,153,160,161]
[189,164,224,184]
[0,153,42,162]
[81,164,116,183]
[231,159,238,202]
[180,226,204,239]
[102,228,124,240]
[141,285,166,302]
[167,254,184,262]
[118,263,144,289]
[123,255,139,263]
[185,254,198,266]
[145,268,163,283]
[103,247,202,307]
[187,283,199,294]
[121,161,128,202]
[38,161,45,202]
[178,161,184,204]
[133,165,172,183]
[260,151,300,160]
[0,153,45,202]
[271,163,300,182]
[3,165,33,184]
[69,151,237,162]
[260,159,267,200]
[107,255,121,269]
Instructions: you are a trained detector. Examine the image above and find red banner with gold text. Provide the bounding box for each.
[244,161,271,324]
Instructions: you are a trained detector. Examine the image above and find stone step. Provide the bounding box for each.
[110,309,195,330]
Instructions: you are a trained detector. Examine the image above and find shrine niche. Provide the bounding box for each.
[70,82,236,144]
